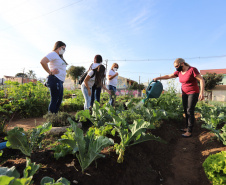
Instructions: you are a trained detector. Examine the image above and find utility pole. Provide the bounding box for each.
[103,59,108,92]
[139,76,140,97]
[105,59,108,71]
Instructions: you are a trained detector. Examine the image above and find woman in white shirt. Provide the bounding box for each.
[82,64,110,110]
[40,41,67,113]
[107,63,119,106]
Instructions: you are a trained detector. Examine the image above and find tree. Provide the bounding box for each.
[67,66,86,83]
[202,73,223,91]
[15,73,28,78]
[128,82,144,90]
[202,73,223,100]
[27,70,36,79]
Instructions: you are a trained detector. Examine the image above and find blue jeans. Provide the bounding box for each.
[46,75,64,113]
[81,83,91,110]
[107,85,116,106]
[91,84,101,107]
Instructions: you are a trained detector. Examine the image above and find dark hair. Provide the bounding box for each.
[94,55,103,63]
[95,65,105,87]
[53,41,67,65]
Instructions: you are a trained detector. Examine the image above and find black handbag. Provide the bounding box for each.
[78,64,95,85]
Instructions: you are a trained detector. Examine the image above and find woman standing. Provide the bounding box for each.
[153,58,205,138]
[82,63,110,110]
[107,63,119,106]
[40,41,67,113]
[90,55,103,107]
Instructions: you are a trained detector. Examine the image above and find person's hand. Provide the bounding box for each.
[107,90,111,95]
[153,78,158,81]
[199,93,204,101]
[51,68,59,75]
[88,89,91,96]
[115,72,118,76]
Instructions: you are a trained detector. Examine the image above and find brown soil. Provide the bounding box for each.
[1,117,226,185]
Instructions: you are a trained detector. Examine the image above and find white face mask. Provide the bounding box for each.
[59,48,65,55]
[113,67,118,71]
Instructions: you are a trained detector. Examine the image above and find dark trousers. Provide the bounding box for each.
[91,84,101,107]
[182,93,199,133]
[107,85,116,106]
[46,75,64,113]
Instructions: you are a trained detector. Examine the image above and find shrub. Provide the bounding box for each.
[43,112,75,127]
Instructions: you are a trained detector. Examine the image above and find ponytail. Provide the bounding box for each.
[174,58,190,67]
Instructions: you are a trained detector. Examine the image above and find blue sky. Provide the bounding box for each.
[0,0,226,90]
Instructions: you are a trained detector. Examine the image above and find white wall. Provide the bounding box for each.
[212,90,226,102]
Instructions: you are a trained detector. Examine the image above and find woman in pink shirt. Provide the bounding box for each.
[153,58,205,138]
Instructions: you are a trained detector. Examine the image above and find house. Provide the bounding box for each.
[4,76,37,84]
[116,76,137,90]
[200,69,226,102]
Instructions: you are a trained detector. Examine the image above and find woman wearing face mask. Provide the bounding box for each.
[82,64,111,110]
[90,55,104,108]
[107,63,119,106]
[153,58,205,138]
[40,41,67,113]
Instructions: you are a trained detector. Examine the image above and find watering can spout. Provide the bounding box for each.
[142,98,147,103]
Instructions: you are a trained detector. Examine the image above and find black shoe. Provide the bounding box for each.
[182,133,192,138]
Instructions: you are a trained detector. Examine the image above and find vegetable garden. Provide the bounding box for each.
[0,81,226,185]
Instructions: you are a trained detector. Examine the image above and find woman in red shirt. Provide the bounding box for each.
[153,58,205,138]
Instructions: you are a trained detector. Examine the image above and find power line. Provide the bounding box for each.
[108,54,226,62]
[0,0,83,32]
[1,0,32,15]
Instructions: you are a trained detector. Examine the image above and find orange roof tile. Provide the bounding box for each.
[200,69,226,75]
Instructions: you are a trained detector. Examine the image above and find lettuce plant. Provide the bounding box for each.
[203,151,226,184]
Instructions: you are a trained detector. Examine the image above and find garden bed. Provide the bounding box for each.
[1,118,225,185]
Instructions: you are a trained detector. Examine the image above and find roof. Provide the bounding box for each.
[4,75,15,78]
[200,69,226,75]
[213,85,226,90]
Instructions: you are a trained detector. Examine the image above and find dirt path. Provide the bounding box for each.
[6,117,46,131]
[165,129,206,185]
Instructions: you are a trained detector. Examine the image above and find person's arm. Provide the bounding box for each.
[195,74,205,101]
[153,73,177,81]
[40,57,59,75]
[84,75,91,96]
[108,72,118,80]
[102,84,111,94]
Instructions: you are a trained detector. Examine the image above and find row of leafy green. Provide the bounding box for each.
[196,101,226,145]
[2,89,183,174]
[0,81,84,134]
[0,123,69,185]
[0,157,70,185]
